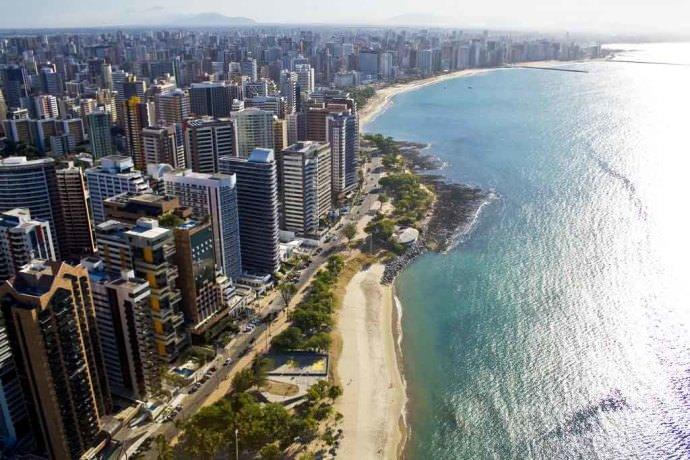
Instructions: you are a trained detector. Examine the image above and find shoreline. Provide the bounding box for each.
[348,58,587,458]
[391,288,409,460]
[334,264,407,460]
[359,60,585,130]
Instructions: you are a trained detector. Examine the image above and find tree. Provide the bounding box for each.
[251,357,272,389]
[154,434,173,460]
[232,369,255,393]
[278,281,297,307]
[342,222,357,243]
[307,380,330,402]
[303,332,331,352]
[158,212,184,228]
[327,384,343,401]
[259,443,282,460]
[271,326,304,351]
[327,254,344,275]
[177,399,235,459]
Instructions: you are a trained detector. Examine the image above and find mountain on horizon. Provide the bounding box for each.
[170,13,256,27]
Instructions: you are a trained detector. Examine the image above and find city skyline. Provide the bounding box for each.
[0,0,687,36]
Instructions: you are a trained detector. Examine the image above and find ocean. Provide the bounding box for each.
[366,43,690,459]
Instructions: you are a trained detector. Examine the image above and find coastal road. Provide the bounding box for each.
[132,155,384,459]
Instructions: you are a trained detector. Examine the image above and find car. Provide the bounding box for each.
[223,357,233,366]
[209,366,217,372]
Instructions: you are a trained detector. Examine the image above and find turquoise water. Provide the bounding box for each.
[367,43,690,459]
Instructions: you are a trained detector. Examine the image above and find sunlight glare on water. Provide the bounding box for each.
[367,42,690,459]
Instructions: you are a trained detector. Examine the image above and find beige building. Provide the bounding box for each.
[0,261,111,460]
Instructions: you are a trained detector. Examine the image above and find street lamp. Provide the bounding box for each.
[235,428,239,460]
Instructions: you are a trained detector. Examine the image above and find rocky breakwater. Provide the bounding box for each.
[421,176,491,252]
[382,242,426,285]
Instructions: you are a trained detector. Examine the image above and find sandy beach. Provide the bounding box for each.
[359,61,574,130]
[359,68,491,129]
[335,264,406,459]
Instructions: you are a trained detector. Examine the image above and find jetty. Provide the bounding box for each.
[508,65,589,73]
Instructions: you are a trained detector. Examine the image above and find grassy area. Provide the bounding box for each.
[346,86,376,109]
[363,133,434,253]
[173,357,343,459]
[270,255,345,354]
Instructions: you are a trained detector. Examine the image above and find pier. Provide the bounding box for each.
[508,65,589,73]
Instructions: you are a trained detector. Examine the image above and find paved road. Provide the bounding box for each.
[127,155,383,459]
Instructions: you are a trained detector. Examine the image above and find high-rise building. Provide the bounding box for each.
[2,66,28,109]
[121,96,154,170]
[327,112,359,197]
[125,218,187,361]
[243,80,269,98]
[61,118,85,145]
[189,81,240,118]
[278,142,332,237]
[0,157,65,259]
[232,108,275,158]
[295,64,315,95]
[245,95,284,117]
[86,111,115,158]
[0,91,7,128]
[164,171,242,281]
[241,57,258,82]
[38,67,62,96]
[33,118,60,153]
[83,258,160,401]
[142,125,186,169]
[184,117,237,173]
[56,163,96,260]
[96,218,187,361]
[104,192,189,225]
[305,104,331,142]
[155,89,190,126]
[85,155,151,224]
[0,209,55,281]
[219,149,280,275]
[379,51,394,80]
[0,260,111,460]
[274,118,288,153]
[279,70,298,114]
[173,220,232,338]
[34,95,59,119]
[357,49,380,79]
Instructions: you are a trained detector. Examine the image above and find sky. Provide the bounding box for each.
[0,0,688,35]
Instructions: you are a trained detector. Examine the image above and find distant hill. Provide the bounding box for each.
[171,13,256,27]
[387,13,450,26]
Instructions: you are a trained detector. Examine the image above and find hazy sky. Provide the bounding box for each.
[0,0,687,34]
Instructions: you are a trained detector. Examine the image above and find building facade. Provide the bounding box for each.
[219,149,280,275]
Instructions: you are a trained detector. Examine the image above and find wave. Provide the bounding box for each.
[393,290,411,457]
[444,190,498,253]
[585,151,647,219]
